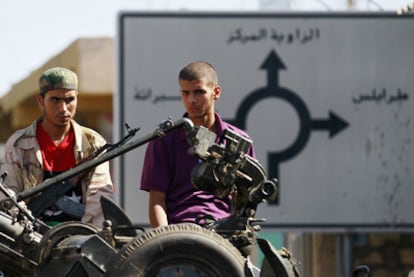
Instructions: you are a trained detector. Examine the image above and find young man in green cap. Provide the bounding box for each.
[0,67,114,227]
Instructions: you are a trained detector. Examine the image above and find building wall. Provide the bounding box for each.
[352,233,414,277]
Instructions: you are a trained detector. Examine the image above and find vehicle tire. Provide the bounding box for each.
[106,223,248,277]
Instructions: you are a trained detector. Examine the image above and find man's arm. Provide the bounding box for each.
[81,160,114,227]
[0,137,44,204]
[148,189,168,228]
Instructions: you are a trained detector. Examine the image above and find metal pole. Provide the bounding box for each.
[338,233,353,277]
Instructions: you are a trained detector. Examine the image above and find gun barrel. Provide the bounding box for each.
[248,179,278,204]
[17,118,193,201]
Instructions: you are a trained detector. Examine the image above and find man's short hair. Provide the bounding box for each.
[178,61,218,87]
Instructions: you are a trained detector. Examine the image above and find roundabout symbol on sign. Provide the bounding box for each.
[227,50,349,204]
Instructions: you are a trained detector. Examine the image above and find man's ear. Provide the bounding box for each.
[213,85,221,100]
[36,94,44,110]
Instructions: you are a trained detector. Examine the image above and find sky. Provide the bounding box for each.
[0,0,411,96]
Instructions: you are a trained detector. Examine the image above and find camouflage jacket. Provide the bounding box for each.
[0,119,114,227]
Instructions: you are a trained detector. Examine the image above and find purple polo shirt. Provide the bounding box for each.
[140,112,255,225]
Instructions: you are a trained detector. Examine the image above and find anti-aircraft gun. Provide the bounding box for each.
[0,118,299,276]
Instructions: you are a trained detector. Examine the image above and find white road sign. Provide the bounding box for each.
[116,12,414,230]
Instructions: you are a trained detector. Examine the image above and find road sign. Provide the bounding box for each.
[116,12,414,230]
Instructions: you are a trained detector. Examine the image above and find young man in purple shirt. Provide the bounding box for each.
[140,61,255,228]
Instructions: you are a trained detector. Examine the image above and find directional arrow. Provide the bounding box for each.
[260,50,286,88]
[311,111,349,138]
[228,50,350,206]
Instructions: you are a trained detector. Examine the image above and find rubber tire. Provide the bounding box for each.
[106,223,248,277]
